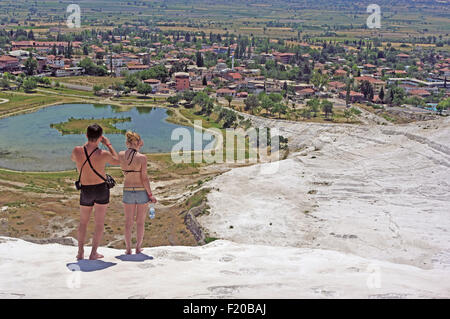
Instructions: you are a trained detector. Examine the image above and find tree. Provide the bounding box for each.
[306,98,320,117]
[379,87,385,102]
[202,76,207,86]
[300,108,311,119]
[343,109,352,122]
[196,52,204,67]
[27,29,35,40]
[78,58,107,76]
[24,57,37,76]
[311,70,329,91]
[39,77,51,87]
[224,94,233,108]
[136,83,152,97]
[50,44,57,55]
[22,78,37,93]
[0,78,10,89]
[167,95,180,105]
[345,82,351,107]
[193,92,212,114]
[268,92,283,103]
[140,65,169,82]
[405,96,424,107]
[244,94,259,114]
[111,81,125,93]
[321,99,333,119]
[65,41,73,58]
[261,95,274,116]
[183,90,197,103]
[272,103,287,119]
[223,109,237,128]
[204,100,214,116]
[124,75,139,89]
[387,88,394,105]
[386,86,405,106]
[193,91,209,106]
[93,85,103,96]
[360,80,374,101]
[437,98,450,115]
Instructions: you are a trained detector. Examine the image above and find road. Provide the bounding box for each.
[52,81,93,91]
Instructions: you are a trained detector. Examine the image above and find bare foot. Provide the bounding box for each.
[135,247,143,254]
[76,250,84,260]
[89,252,104,260]
[125,249,132,255]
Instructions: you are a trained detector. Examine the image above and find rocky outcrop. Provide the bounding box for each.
[24,237,78,246]
[183,202,207,244]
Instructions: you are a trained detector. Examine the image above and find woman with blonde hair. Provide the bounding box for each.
[119,131,156,254]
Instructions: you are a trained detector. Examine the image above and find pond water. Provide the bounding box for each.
[0,103,213,171]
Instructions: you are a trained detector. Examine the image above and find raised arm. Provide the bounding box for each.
[71,146,78,162]
[100,136,120,165]
[140,155,156,203]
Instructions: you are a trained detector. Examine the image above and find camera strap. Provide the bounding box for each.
[77,147,99,185]
[83,146,107,182]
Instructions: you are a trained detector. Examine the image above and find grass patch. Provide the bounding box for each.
[205,237,219,244]
[0,91,72,116]
[52,76,124,88]
[185,188,211,210]
[50,116,131,135]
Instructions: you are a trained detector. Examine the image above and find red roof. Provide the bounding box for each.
[328,81,346,88]
[409,89,431,97]
[0,55,19,62]
[298,88,315,94]
[226,72,242,80]
[127,64,149,69]
[350,91,364,97]
[12,41,81,48]
[216,88,236,94]
[334,69,347,75]
[355,76,385,84]
[143,79,161,84]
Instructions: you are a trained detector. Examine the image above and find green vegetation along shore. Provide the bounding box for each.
[50,117,131,135]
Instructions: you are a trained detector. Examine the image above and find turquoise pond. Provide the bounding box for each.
[0,103,213,171]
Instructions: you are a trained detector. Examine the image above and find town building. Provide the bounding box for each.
[0,55,20,72]
[175,72,190,91]
[143,78,161,93]
[355,76,386,93]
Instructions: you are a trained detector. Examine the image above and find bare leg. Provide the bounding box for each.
[135,203,148,254]
[124,204,136,255]
[89,203,108,260]
[77,205,93,260]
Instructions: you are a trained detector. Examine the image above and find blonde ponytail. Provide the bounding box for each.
[125,131,141,146]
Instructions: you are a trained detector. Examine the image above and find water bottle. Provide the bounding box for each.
[149,204,155,219]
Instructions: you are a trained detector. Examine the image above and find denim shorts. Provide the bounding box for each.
[123,189,150,204]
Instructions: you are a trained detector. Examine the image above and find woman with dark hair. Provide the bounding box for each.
[71,124,119,260]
